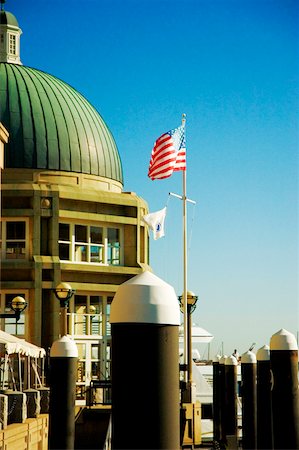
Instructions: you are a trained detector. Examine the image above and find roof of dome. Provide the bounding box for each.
[0,63,123,184]
[0,10,19,27]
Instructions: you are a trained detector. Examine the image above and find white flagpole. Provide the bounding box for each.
[182,113,188,385]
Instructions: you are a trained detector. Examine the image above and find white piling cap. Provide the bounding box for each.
[213,354,221,363]
[241,350,257,364]
[50,336,78,358]
[110,271,180,325]
[270,328,298,351]
[225,355,238,365]
[256,345,270,361]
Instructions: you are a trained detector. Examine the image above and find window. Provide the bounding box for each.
[107,228,120,265]
[106,300,112,336]
[0,291,27,336]
[68,294,103,336]
[8,34,16,55]
[59,223,121,265]
[0,219,28,260]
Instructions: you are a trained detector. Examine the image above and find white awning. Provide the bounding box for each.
[0,330,46,358]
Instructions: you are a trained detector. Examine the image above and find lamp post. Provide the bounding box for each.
[0,296,27,322]
[178,290,198,403]
[53,283,75,336]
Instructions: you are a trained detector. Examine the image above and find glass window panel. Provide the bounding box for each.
[6,222,25,239]
[59,223,70,241]
[5,323,17,334]
[106,344,111,361]
[75,296,87,312]
[6,242,25,259]
[90,245,103,263]
[75,245,87,261]
[76,343,86,359]
[77,361,86,382]
[9,35,16,54]
[5,323,25,335]
[91,361,100,379]
[59,243,69,260]
[107,228,119,244]
[106,302,111,336]
[75,225,87,242]
[90,226,103,244]
[91,344,100,360]
[108,245,120,264]
[76,386,85,400]
[4,317,15,324]
[90,296,102,312]
[16,323,25,335]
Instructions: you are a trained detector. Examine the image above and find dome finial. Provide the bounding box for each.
[0,0,6,12]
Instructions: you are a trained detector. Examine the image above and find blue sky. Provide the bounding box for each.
[10,0,298,355]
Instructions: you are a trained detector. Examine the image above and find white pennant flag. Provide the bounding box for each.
[142,207,167,240]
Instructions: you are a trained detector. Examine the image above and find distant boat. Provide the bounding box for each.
[179,324,214,344]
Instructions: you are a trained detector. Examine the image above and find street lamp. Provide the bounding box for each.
[178,290,198,403]
[0,296,27,322]
[53,283,75,336]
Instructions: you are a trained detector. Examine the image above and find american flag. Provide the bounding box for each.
[148,124,186,180]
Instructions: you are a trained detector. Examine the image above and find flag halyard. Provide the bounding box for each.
[148,124,186,180]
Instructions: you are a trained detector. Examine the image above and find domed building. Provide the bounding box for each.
[0,6,150,403]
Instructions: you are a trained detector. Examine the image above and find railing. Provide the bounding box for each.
[86,380,112,406]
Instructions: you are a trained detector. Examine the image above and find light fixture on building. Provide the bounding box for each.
[53,283,75,336]
[40,197,52,209]
[54,282,76,308]
[0,296,27,322]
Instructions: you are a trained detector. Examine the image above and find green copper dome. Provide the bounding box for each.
[0,63,123,184]
[0,10,19,27]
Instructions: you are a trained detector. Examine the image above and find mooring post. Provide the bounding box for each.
[219,354,227,446]
[241,351,257,450]
[256,345,273,450]
[110,271,180,450]
[49,336,78,450]
[270,328,299,450]
[224,355,238,449]
[213,354,221,443]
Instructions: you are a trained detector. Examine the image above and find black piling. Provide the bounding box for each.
[110,271,180,450]
[270,328,299,450]
[213,355,221,443]
[224,355,238,449]
[241,351,257,450]
[49,336,78,450]
[256,345,273,450]
[219,355,227,446]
